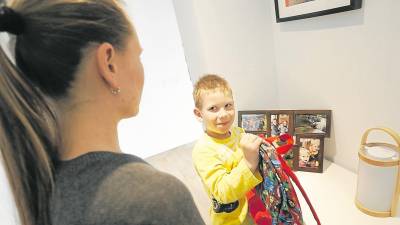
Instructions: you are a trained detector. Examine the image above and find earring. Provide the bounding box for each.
[111,88,121,95]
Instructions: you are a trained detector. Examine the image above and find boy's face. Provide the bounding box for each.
[299,148,310,163]
[194,90,235,138]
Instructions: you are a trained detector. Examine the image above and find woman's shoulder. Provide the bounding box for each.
[52,151,204,224]
[84,156,203,224]
[55,151,182,192]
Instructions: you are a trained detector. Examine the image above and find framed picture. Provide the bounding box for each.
[238,111,268,133]
[293,134,324,173]
[294,110,331,137]
[266,110,294,137]
[274,0,362,23]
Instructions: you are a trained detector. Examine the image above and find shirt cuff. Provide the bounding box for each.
[237,159,263,187]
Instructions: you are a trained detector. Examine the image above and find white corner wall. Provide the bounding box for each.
[118,0,203,158]
[270,0,400,172]
[173,0,279,111]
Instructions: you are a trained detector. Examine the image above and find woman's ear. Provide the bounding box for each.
[193,108,203,122]
[95,42,119,90]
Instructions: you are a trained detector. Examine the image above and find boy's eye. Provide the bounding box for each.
[208,106,217,112]
[225,103,233,109]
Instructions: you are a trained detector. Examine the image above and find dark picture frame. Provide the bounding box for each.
[274,0,362,23]
[293,134,324,173]
[238,111,268,133]
[266,110,294,137]
[294,110,331,137]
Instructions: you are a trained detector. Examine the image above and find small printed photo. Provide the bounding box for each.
[294,110,331,137]
[238,111,268,132]
[269,113,292,137]
[293,135,324,173]
[299,138,320,168]
[265,110,294,137]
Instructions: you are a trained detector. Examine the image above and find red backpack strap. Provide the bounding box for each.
[277,153,321,225]
[270,134,322,225]
[246,189,272,225]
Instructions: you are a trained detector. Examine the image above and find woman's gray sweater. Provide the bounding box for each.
[49,151,205,225]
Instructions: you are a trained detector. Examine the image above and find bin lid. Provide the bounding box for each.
[364,145,399,161]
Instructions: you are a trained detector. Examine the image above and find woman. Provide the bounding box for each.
[0,1,204,225]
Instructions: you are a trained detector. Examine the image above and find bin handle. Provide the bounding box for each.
[360,127,400,217]
[361,127,400,152]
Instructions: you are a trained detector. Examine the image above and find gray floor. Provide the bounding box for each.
[145,142,211,225]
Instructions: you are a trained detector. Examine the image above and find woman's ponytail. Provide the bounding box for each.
[0,45,58,225]
[0,1,133,224]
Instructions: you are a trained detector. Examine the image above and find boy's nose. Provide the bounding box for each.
[218,109,229,119]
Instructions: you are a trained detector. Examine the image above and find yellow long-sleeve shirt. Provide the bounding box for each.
[192,127,262,225]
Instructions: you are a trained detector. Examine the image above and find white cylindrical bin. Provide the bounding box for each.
[355,127,400,217]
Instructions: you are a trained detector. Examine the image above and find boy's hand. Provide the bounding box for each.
[239,133,263,174]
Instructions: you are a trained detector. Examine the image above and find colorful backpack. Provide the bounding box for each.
[246,134,321,225]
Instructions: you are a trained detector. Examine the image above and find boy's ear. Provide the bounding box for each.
[193,108,203,122]
[95,42,119,90]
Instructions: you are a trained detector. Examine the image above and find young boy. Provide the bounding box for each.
[192,74,264,225]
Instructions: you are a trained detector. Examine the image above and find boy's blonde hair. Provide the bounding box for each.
[193,74,233,108]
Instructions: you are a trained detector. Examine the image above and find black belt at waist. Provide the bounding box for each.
[212,198,239,213]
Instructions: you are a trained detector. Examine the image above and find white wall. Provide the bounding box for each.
[270,0,400,172]
[0,157,19,225]
[173,0,279,112]
[170,0,207,85]
[119,0,203,159]
[0,33,19,225]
